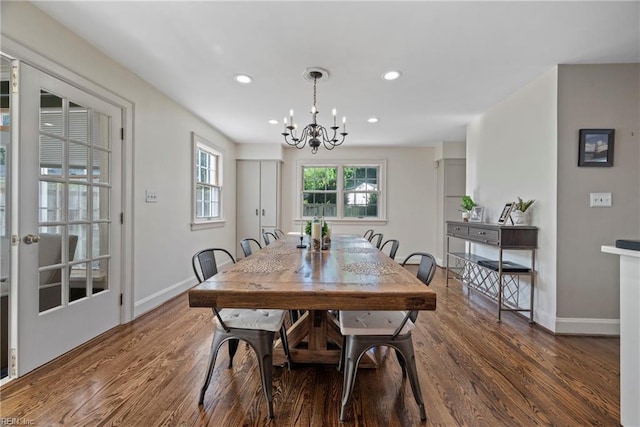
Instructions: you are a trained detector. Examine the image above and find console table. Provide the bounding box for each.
[445,221,538,322]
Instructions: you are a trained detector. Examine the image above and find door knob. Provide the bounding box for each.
[23,234,40,244]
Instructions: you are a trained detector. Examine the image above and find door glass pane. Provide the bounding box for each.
[69,262,89,303]
[39,181,64,222]
[40,135,63,177]
[93,186,109,220]
[92,148,109,184]
[69,102,88,143]
[69,184,89,221]
[92,111,110,149]
[40,90,63,136]
[92,223,109,258]
[69,224,89,262]
[39,267,62,312]
[68,142,89,181]
[92,259,108,294]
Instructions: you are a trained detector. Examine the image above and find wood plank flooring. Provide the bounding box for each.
[0,267,619,426]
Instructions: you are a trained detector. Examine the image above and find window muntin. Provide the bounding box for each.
[192,133,223,225]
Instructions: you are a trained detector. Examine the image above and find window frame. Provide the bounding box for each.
[297,159,387,224]
[191,132,226,230]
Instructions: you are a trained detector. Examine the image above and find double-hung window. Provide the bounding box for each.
[192,133,224,229]
[300,161,386,221]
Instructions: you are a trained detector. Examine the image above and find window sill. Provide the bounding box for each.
[296,218,387,226]
[191,219,227,231]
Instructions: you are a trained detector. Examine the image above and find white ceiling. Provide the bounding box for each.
[33,1,640,148]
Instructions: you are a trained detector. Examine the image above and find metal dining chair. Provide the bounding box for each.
[263,231,278,246]
[273,228,286,239]
[192,248,292,418]
[337,252,436,422]
[380,239,400,260]
[368,232,384,249]
[240,238,262,258]
[363,229,374,240]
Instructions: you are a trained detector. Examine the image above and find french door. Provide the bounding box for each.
[17,63,122,375]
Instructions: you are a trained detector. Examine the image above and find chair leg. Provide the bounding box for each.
[394,337,427,421]
[228,338,239,368]
[337,336,346,372]
[248,330,276,418]
[199,331,228,404]
[340,337,363,421]
[395,348,407,378]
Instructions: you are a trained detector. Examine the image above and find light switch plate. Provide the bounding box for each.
[145,190,158,203]
[590,192,611,207]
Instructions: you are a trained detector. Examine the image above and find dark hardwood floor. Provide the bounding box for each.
[0,267,619,426]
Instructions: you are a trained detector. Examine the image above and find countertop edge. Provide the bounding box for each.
[601,245,640,258]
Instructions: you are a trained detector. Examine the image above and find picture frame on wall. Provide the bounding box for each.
[497,203,514,225]
[469,206,484,223]
[578,129,615,167]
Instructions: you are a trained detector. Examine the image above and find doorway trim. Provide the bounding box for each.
[1,35,135,325]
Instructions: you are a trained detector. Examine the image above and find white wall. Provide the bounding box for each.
[467,67,559,331]
[556,64,639,333]
[2,2,238,318]
[281,146,438,261]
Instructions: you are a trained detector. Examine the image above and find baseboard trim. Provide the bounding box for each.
[133,260,233,318]
[134,277,195,318]
[555,317,620,336]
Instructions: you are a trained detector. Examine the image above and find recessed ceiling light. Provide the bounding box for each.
[382,70,402,81]
[268,119,279,125]
[367,117,379,123]
[234,74,253,84]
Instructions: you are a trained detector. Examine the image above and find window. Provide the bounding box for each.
[192,133,224,229]
[300,161,386,221]
[343,166,379,218]
[302,166,337,217]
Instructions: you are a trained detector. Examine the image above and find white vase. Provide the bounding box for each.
[462,211,471,222]
[510,210,529,226]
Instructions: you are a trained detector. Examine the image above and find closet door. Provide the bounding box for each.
[259,161,277,230]
[236,161,260,254]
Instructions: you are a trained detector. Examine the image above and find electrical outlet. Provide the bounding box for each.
[590,192,611,207]
[145,190,158,203]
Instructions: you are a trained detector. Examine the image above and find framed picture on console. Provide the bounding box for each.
[497,203,514,225]
[469,206,484,222]
[578,129,614,167]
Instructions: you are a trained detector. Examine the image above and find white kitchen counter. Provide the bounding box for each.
[602,245,640,427]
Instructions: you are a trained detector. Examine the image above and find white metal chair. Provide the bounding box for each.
[337,252,437,421]
[192,248,292,418]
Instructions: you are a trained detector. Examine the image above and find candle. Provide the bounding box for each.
[311,222,321,241]
[289,109,294,124]
[311,105,316,114]
[342,116,347,133]
[332,108,337,127]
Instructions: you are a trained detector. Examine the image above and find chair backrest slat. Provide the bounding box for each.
[363,229,374,240]
[240,238,262,258]
[369,233,384,249]
[380,239,400,260]
[263,231,277,246]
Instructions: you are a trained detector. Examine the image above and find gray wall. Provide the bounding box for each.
[556,64,640,320]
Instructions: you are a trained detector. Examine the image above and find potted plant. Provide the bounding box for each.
[460,195,476,222]
[511,197,535,225]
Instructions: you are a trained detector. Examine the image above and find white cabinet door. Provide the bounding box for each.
[236,161,261,252]
[260,161,278,228]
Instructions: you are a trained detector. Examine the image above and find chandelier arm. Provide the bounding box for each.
[283,130,306,149]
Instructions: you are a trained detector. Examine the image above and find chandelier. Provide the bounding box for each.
[282,68,347,154]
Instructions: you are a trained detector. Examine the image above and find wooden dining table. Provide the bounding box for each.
[188,234,437,366]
